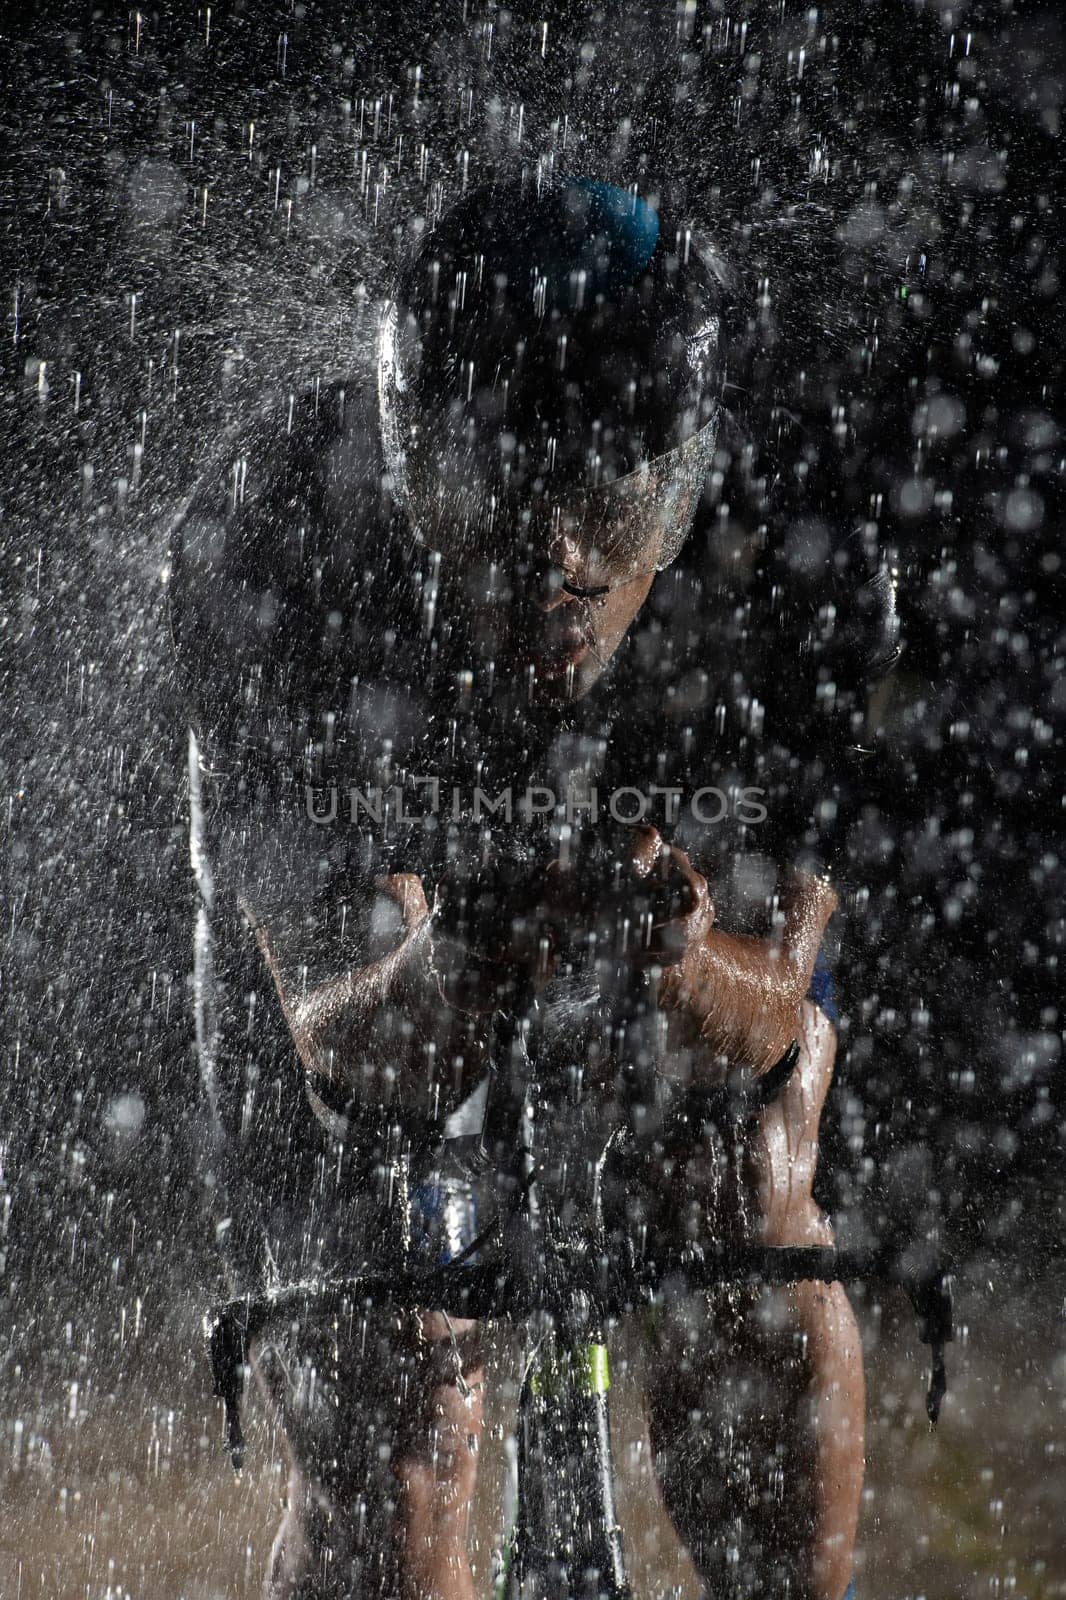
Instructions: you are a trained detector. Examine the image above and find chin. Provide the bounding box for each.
[532,654,607,704]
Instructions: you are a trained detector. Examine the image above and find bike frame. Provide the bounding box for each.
[207,996,953,1598]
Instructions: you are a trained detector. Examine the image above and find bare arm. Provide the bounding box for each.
[246,830,835,1104]
[658,866,838,1077]
[243,874,490,1112]
[611,829,836,1079]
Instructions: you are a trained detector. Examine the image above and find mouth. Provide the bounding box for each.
[534,620,593,679]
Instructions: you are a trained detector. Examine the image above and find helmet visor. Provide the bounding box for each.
[553,416,719,585]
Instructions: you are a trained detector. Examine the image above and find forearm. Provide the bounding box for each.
[659,871,837,1076]
[251,912,491,1113]
[282,923,435,1085]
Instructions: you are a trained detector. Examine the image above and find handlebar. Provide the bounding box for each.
[208,1241,953,1470]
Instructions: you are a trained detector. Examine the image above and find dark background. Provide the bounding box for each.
[1,0,1063,1386]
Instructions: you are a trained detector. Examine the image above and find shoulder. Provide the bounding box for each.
[169,381,390,648]
[168,380,423,760]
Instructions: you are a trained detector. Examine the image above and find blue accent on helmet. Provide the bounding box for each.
[560,177,661,289]
[495,177,661,311]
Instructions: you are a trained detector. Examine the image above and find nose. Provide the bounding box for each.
[527,529,597,611]
[536,566,582,613]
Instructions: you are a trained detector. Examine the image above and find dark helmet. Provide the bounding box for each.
[379,175,725,585]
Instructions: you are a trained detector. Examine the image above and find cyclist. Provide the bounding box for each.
[171,176,898,1599]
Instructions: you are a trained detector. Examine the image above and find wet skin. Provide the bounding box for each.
[246,557,865,1599]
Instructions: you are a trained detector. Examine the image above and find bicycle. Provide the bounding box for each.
[207,985,953,1599]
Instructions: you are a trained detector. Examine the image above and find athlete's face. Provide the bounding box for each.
[402,414,715,703]
[445,524,659,704]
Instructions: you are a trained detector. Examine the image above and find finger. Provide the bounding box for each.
[625,824,666,878]
[661,846,715,931]
[787,868,838,939]
[623,849,714,969]
[374,872,430,933]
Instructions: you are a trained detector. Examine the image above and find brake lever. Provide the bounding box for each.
[207,1300,252,1472]
[900,1256,954,1427]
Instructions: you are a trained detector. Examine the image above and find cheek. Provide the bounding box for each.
[594,575,655,654]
